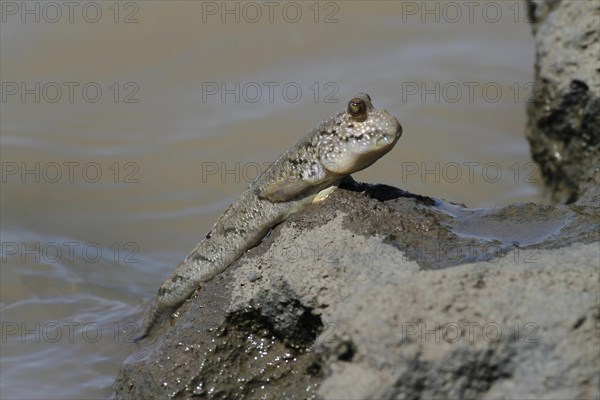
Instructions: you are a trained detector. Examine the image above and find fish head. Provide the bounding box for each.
[318,93,402,175]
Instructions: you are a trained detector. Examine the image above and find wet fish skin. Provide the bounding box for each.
[136,93,403,341]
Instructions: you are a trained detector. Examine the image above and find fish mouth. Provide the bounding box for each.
[376,119,403,147]
[376,134,395,147]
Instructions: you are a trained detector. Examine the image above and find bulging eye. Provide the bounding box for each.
[347,97,368,122]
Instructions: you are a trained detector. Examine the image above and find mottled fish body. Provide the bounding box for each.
[137,94,402,341]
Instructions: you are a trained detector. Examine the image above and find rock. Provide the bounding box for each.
[112,182,600,399]
[316,240,599,400]
[525,0,600,203]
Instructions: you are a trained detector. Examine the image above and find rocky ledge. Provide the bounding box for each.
[526,0,599,203]
[113,179,599,399]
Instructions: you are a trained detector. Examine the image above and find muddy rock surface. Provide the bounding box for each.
[526,0,600,203]
[113,180,599,399]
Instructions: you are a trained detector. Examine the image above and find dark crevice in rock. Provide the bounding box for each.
[387,343,516,400]
[340,175,437,206]
[334,339,356,362]
[226,300,323,349]
[177,303,326,399]
[526,0,600,204]
[183,315,323,399]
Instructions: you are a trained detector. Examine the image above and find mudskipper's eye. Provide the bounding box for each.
[347,98,368,122]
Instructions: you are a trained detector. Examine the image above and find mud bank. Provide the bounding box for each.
[113,179,599,399]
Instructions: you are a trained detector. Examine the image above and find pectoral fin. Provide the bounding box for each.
[258,177,316,202]
[312,185,337,203]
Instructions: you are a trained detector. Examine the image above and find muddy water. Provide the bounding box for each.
[1,2,541,398]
